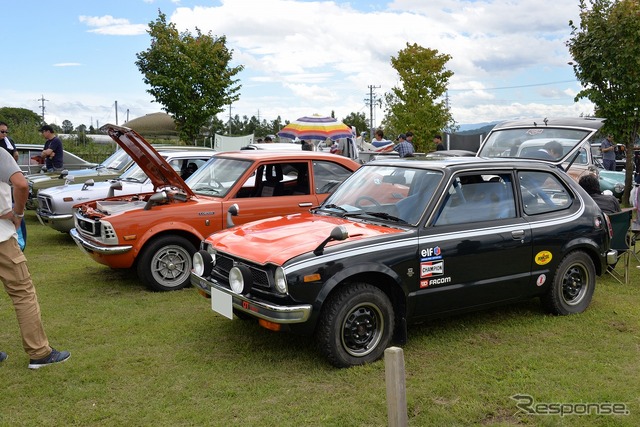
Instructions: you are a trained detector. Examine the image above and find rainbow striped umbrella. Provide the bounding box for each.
[277,115,353,141]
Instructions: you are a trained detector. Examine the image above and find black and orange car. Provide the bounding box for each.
[70,124,360,291]
[192,151,614,367]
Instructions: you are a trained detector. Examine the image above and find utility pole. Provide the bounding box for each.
[364,85,381,140]
[228,103,232,136]
[115,101,118,125]
[37,95,49,123]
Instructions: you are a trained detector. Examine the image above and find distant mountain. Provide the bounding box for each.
[455,122,499,134]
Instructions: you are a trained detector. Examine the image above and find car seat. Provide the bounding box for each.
[256,164,284,197]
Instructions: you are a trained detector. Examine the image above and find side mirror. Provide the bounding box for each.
[314,225,349,255]
[65,175,76,186]
[226,203,239,228]
[81,179,94,191]
[144,191,168,210]
[58,169,69,179]
[107,181,123,198]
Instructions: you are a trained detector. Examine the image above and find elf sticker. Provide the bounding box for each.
[421,260,444,278]
[535,250,552,265]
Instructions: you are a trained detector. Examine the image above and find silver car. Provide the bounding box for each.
[36,149,216,233]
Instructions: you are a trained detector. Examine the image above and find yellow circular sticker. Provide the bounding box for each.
[535,251,553,265]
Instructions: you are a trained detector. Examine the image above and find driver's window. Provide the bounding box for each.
[433,173,516,226]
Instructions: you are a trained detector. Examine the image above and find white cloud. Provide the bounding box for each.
[79,15,147,36]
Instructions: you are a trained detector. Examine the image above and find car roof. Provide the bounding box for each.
[216,149,361,164]
[368,156,560,171]
[491,117,605,131]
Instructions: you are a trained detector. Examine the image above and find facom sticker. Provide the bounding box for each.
[535,250,553,265]
[420,276,452,288]
[536,274,546,286]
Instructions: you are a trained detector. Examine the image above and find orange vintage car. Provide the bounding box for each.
[70,124,361,291]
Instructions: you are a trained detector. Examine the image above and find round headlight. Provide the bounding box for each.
[229,265,252,294]
[193,250,213,277]
[274,267,288,294]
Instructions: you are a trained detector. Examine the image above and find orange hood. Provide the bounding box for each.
[207,212,404,265]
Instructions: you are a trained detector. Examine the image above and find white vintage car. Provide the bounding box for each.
[36,147,216,233]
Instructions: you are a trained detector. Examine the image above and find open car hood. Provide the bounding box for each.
[100,124,194,197]
[477,117,605,166]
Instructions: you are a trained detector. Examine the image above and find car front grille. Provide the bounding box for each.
[214,253,271,290]
[38,195,53,213]
[76,216,100,237]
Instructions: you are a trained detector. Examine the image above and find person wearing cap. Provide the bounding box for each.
[0,122,19,162]
[395,133,414,158]
[39,125,64,172]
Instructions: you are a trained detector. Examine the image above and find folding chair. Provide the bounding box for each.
[606,210,632,284]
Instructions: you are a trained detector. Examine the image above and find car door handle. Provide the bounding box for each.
[511,230,525,240]
[298,202,313,207]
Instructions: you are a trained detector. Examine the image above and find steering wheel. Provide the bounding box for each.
[355,196,381,209]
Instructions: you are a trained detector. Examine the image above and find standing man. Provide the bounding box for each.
[39,125,64,172]
[0,121,19,162]
[395,134,414,158]
[0,148,70,368]
[601,134,616,171]
[434,134,445,151]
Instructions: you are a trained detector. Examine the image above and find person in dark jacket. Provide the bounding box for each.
[578,173,620,214]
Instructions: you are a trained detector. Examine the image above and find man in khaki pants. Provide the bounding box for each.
[0,148,70,369]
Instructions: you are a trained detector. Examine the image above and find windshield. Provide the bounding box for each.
[117,163,148,183]
[319,165,444,225]
[478,128,592,160]
[99,149,132,170]
[186,156,252,197]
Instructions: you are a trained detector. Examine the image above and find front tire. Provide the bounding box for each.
[541,251,595,315]
[316,283,394,368]
[137,235,195,292]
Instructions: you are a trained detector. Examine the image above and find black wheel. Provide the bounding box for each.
[316,283,394,368]
[137,235,196,292]
[355,196,381,209]
[541,251,595,315]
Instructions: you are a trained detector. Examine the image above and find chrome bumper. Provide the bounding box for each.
[190,273,312,323]
[36,210,74,232]
[70,228,133,255]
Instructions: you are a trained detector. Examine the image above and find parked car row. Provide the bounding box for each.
[16,143,97,175]
[33,118,618,368]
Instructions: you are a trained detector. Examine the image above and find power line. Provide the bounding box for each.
[448,79,578,92]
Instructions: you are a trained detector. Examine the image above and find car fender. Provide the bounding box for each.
[132,220,210,258]
[310,260,407,317]
[557,236,608,276]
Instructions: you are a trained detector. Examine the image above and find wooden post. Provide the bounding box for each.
[385,346,408,427]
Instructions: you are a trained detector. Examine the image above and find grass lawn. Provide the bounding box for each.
[1,211,639,426]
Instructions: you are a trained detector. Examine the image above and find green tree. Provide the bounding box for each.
[135,11,244,144]
[383,43,455,152]
[0,107,41,126]
[567,0,640,204]
[342,112,368,137]
[62,120,74,134]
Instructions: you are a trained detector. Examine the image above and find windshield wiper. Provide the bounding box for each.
[344,211,407,223]
[320,203,348,213]
[364,212,407,223]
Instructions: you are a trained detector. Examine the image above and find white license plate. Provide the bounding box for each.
[211,286,233,320]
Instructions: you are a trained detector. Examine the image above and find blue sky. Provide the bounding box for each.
[1,0,594,131]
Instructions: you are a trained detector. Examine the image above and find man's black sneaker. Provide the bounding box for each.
[0,351,7,363]
[28,348,70,369]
